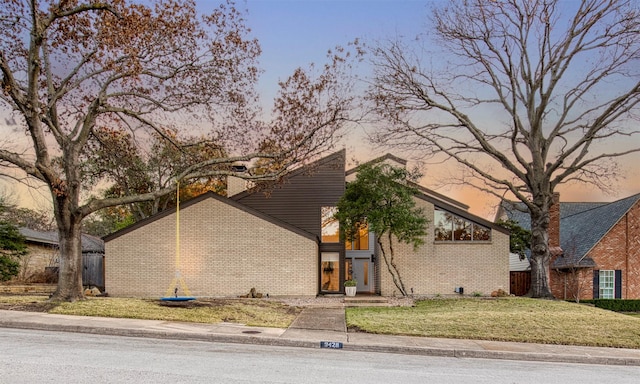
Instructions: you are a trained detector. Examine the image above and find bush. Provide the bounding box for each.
[27,268,59,284]
[579,299,640,312]
[0,220,27,281]
[0,255,20,281]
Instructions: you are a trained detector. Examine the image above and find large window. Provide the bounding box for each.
[434,208,491,242]
[321,207,339,243]
[321,252,340,292]
[599,270,615,299]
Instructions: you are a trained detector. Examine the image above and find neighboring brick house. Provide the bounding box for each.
[497,192,640,300]
[16,228,105,289]
[104,150,510,298]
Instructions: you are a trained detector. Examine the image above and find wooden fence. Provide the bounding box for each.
[510,271,531,296]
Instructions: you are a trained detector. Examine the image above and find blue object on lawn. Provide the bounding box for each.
[160,296,196,301]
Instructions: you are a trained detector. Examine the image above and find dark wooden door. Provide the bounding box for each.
[510,271,531,296]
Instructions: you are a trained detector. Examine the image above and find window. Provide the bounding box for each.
[346,223,369,250]
[321,207,339,243]
[321,252,340,292]
[434,207,491,242]
[599,270,615,299]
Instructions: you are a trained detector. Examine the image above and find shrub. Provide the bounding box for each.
[0,221,27,281]
[594,299,640,312]
[0,256,20,281]
[578,299,640,312]
[27,268,59,284]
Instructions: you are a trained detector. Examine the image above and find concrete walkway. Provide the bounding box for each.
[1,307,640,366]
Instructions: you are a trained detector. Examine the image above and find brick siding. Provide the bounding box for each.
[18,244,58,281]
[551,200,640,300]
[378,199,510,296]
[106,197,318,297]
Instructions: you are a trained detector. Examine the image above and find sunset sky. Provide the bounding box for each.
[235,0,640,218]
[1,0,638,219]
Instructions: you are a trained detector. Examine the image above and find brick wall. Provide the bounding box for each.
[551,200,640,300]
[377,199,510,296]
[18,243,58,281]
[106,197,318,297]
[549,193,561,247]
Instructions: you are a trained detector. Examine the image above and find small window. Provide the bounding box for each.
[346,223,369,250]
[321,207,339,243]
[599,270,615,299]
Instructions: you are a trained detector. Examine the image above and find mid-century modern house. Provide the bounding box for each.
[497,192,640,300]
[104,150,510,298]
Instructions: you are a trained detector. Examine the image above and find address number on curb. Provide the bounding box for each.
[320,341,343,349]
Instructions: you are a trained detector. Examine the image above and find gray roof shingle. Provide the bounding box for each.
[19,228,105,253]
[499,193,640,269]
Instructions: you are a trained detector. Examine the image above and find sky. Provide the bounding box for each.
[1,0,638,219]
[237,0,429,101]
[227,0,640,218]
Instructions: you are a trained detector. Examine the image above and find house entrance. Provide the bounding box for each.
[345,225,375,293]
[346,257,373,293]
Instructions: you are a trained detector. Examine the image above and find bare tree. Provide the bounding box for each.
[365,0,639,298]
[0,0,354,301]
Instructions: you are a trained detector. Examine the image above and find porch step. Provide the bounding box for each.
[343,295,389,306]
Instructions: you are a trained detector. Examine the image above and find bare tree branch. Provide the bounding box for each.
[366,0,640,298]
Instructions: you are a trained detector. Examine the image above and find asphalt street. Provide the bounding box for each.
[2,328,639,384]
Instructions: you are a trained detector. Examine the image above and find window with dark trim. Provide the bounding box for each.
[434,207,491,242]
[593,269,622,299]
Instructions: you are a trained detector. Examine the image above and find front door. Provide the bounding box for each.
[352,258,372,292]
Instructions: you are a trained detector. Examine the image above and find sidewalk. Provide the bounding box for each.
[1,307,640,366]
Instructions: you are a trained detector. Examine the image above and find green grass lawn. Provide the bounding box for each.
[346,298,640,348]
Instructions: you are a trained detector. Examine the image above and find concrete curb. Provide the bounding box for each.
[1,318,639,367]
[341,343,640,366]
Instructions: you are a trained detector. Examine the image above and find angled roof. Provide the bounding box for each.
[346,153,469,211]
[344,153,500,233]
[106,151,347,243]
[345,153,407,177]
[103,191,317,242]
[105,149,506,242]
[232,149,346,200]
[19,227,105,253]
[499,192,640,268]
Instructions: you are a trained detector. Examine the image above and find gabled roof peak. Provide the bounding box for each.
[345,153,406,176]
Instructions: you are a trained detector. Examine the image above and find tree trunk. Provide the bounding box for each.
[52,225,84,301]
[378,233,408,296]
[50,191,85,302]
[528,201,555,299]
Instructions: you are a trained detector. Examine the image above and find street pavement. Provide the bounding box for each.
[1,305,639,366]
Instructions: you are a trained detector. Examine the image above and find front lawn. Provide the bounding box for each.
[346,297,640,348]
[0,296,300,328]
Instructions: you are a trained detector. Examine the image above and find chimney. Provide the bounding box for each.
[226,176,247,197]
[548,192,561,247]
[227,164,249,197]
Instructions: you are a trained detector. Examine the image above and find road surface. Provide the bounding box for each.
[0,328,638,383]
